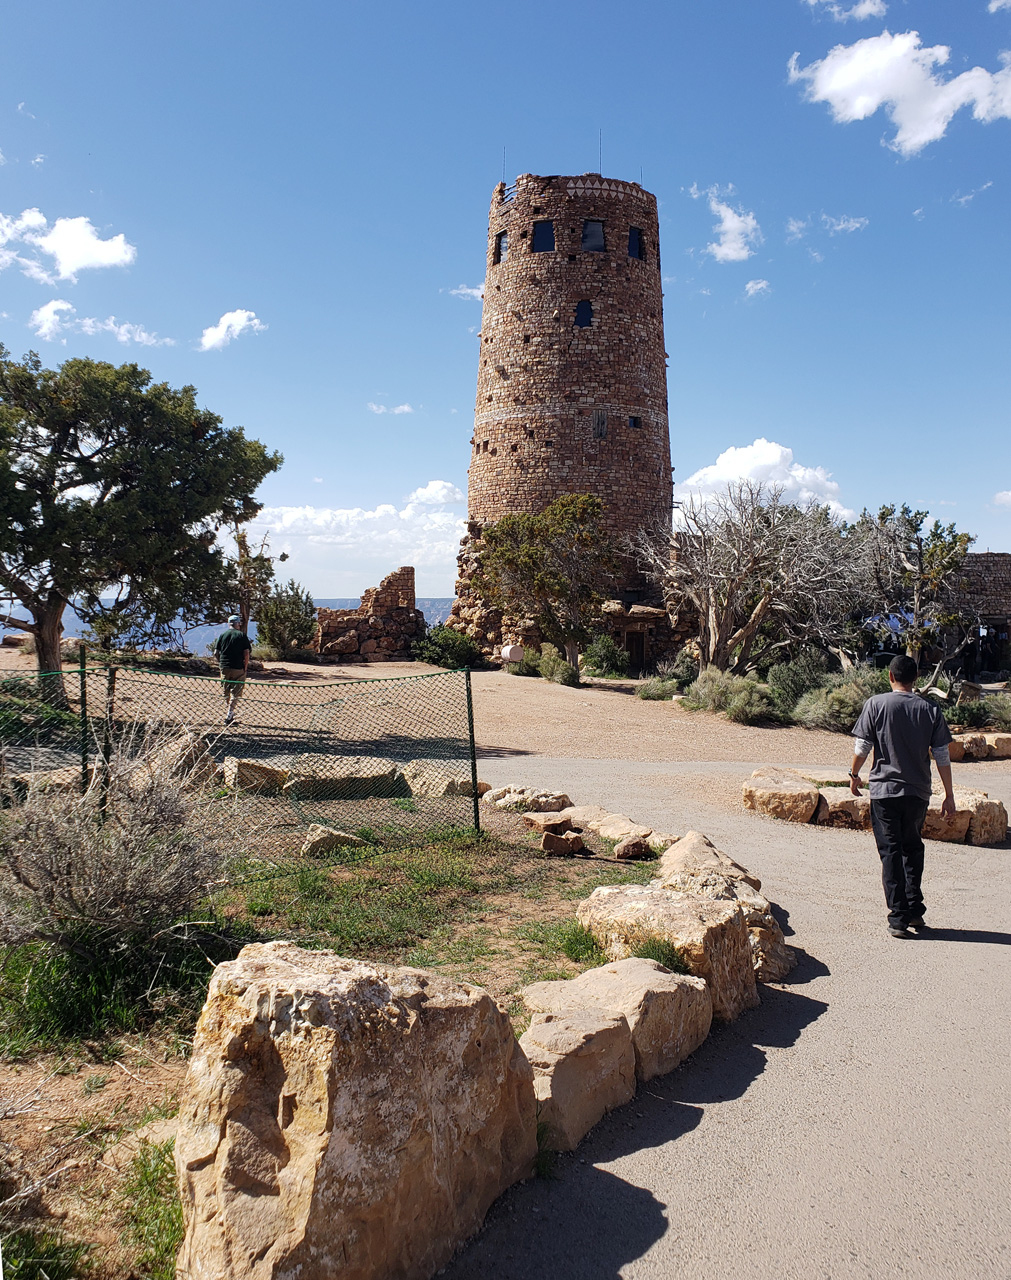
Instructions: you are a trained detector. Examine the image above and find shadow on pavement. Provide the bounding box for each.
[476,744,538,758]
[916,926,1011,945]
[778,946,831,984]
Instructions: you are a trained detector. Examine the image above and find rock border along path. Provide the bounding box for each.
[441,755,1011,1280]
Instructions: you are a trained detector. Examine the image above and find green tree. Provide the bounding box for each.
[856,504,975,663]
[232,526,287,634]
[256,579,317,655]
[0,348,281,695]
[473,494,618,668]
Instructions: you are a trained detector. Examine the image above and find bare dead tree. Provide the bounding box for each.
[633,481,865,673]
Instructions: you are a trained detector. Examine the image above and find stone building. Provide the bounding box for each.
[450,172,678,669]
[313,566,424,663]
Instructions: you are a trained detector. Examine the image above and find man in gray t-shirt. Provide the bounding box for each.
[850,654,955,938]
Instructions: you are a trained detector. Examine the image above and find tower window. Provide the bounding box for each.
[628,227,645,259]
[574,299,593,327]
[493,231,508,263]
[531,220,555,252]
[581,220,605,252]
[629,415,642,430]
[592,410,607,439]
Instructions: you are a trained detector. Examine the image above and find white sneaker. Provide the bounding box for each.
[224,711,234,725]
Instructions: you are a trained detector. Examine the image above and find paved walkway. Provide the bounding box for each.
[444,758,1011,1280]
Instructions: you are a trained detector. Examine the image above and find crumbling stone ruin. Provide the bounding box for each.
[313,566,424,663]
[448,172,680,668]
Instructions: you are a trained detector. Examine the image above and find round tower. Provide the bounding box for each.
[468,172,672,542]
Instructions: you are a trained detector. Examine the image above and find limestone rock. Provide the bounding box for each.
[614,835,653,861]
[223,757,289,794]
[556,805,611,830]
[793,766,853,787]
[646,832,679,853]
[300,824,368,856]
[946,738,966,763]
[484,786,572,812]
[175,942,536,1280]
[921,799,971,843]
[541,830,584,855]
[522,812,573,834]
[658,830,761,891]
[576,885,759,1022]
[922,785,1008,845]
[9,764,92,798]
[518,1011,635,1150]
[742,768,820,824]
[984,733,1011,760]
[747,927,797,983]
[596,814,653,842]
[814,788,872,830]
[401,759,474,798]
[141,730,216,788]
[955,733,989,761]
[283,755,402,801]
[522,958,712,1081]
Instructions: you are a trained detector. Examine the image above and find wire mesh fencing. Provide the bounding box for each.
[0,662,480,879]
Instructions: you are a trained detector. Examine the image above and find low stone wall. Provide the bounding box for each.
[314,566,425,663]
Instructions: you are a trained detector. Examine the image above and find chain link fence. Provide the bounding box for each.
[0,662,480,877]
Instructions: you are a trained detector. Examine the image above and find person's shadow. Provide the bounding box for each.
[911,926,1011,945]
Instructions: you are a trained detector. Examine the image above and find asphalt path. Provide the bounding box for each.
[442,758,1011,1280]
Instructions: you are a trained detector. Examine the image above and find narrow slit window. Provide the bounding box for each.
[628,415,642,429]
[581,220,605,252]
[628,227,644,259]
[592,410,608,439]
[493,231,508,264]
[531,220,555,252]
[574,299,593,327]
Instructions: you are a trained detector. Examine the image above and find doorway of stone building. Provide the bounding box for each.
[625,631,644,678]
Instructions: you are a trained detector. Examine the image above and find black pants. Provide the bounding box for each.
[870,796,929,927]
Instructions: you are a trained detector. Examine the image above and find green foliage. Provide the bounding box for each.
[0,347,281,675]
[506,649,543,677]
[0,681,78,742]
[0,1228,90,1278]
[766,650,832,714]
[536,644,579,686]
[119,1139,184,1280]
[792,666,890,732]
[583,634,629,679]
[683,667,773,723]
[637,678,679,701]
[944,700,989,728]
[250,644,280,661]
[472,494,618,657]
[412,624,485,669]
[256,579,317,655]
[628,933,690,974]
[655,648,699,690]
[557,920,606,964]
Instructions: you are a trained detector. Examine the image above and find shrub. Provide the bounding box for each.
[637,678,679,701]
[412,624,485,669]
[792,666,889,732]
[507,649,542,677]
[537,644,580,686]
[725,681,774,724]
[628,933,690,974]
[766,650,832,714]
[556,920,607,964]
[256,579,317,655]
[943,700,989,728]
[986,694,1011,731]
[654,648,700,690]
[582,634,629,679]
[250,644,280,661]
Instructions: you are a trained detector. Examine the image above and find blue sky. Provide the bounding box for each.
[1,0,1009,595]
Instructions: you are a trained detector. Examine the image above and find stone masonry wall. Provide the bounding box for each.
[954,552,1011,620]
[314,566,424,663]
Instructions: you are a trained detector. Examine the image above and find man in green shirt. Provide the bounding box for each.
[212,615,251,725]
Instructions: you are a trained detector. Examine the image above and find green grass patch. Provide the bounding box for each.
[516,918,606,966]
[119,1139,184,1280]
[628,933,690,974]
[0,1227,90,1278]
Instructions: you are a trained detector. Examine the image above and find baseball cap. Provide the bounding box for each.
[228,614,241,625]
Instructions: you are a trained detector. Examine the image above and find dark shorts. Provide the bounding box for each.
[220,667,246,699]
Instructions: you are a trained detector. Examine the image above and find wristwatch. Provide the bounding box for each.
[848,771,861,780]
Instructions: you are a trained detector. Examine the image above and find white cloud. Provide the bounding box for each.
[789,30,1011,156]
[952,180,993,205]
[407,480,464,504]
[28,298,172,346]
[809,247,825,262]
[198,309,266,351]
[676,438,854,519]
[822,213,870,233]
[367,402,414,415]
[993,490,1011,505]
[247,481,468,595]
[449,284,484,300]
[745,279,771,297]
[692,185,763,263]
[804,0,887,19]
[0,150,6,166]
[313,477,323,483]
[990,0,1011,12]
[913,207,925,219]
[786,217,810,240]
[0,208,135,283]
[28,299,74,342]
[17,103,35,118]
[31,154,45,167]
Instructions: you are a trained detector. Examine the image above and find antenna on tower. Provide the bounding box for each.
[598,129,602,173]
[502,146,507,183]
[640,164,644,186]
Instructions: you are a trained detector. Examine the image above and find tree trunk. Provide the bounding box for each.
[34,602,68,706]
[564,640,579,670]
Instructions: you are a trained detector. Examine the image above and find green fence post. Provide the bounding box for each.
[465,668,480,833]
[78,642,88,795]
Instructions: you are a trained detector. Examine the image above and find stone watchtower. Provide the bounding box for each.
[452,172,676,667]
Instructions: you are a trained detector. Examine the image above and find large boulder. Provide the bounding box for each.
[141,729,216,788]
[814,788,872,830]
[576,886,759,1022]
[223,757,289,794]
[518,1011,635,1150]
[984,734,1011,761]
[299,824,368,856]
[283,755,403,801]
[922,786,1008,845]
[521,958,712,1081]
[658,830,761,890]
[541,830,584,856]
[614,835,654,861]
[522,812,573,834]
[742,768,820,824]
[484,786,572,812]
[556,805,611,829]
[175,942,536,1280]
[951,733,988,762]
[596,815,653,842]
[401,759,473,798]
